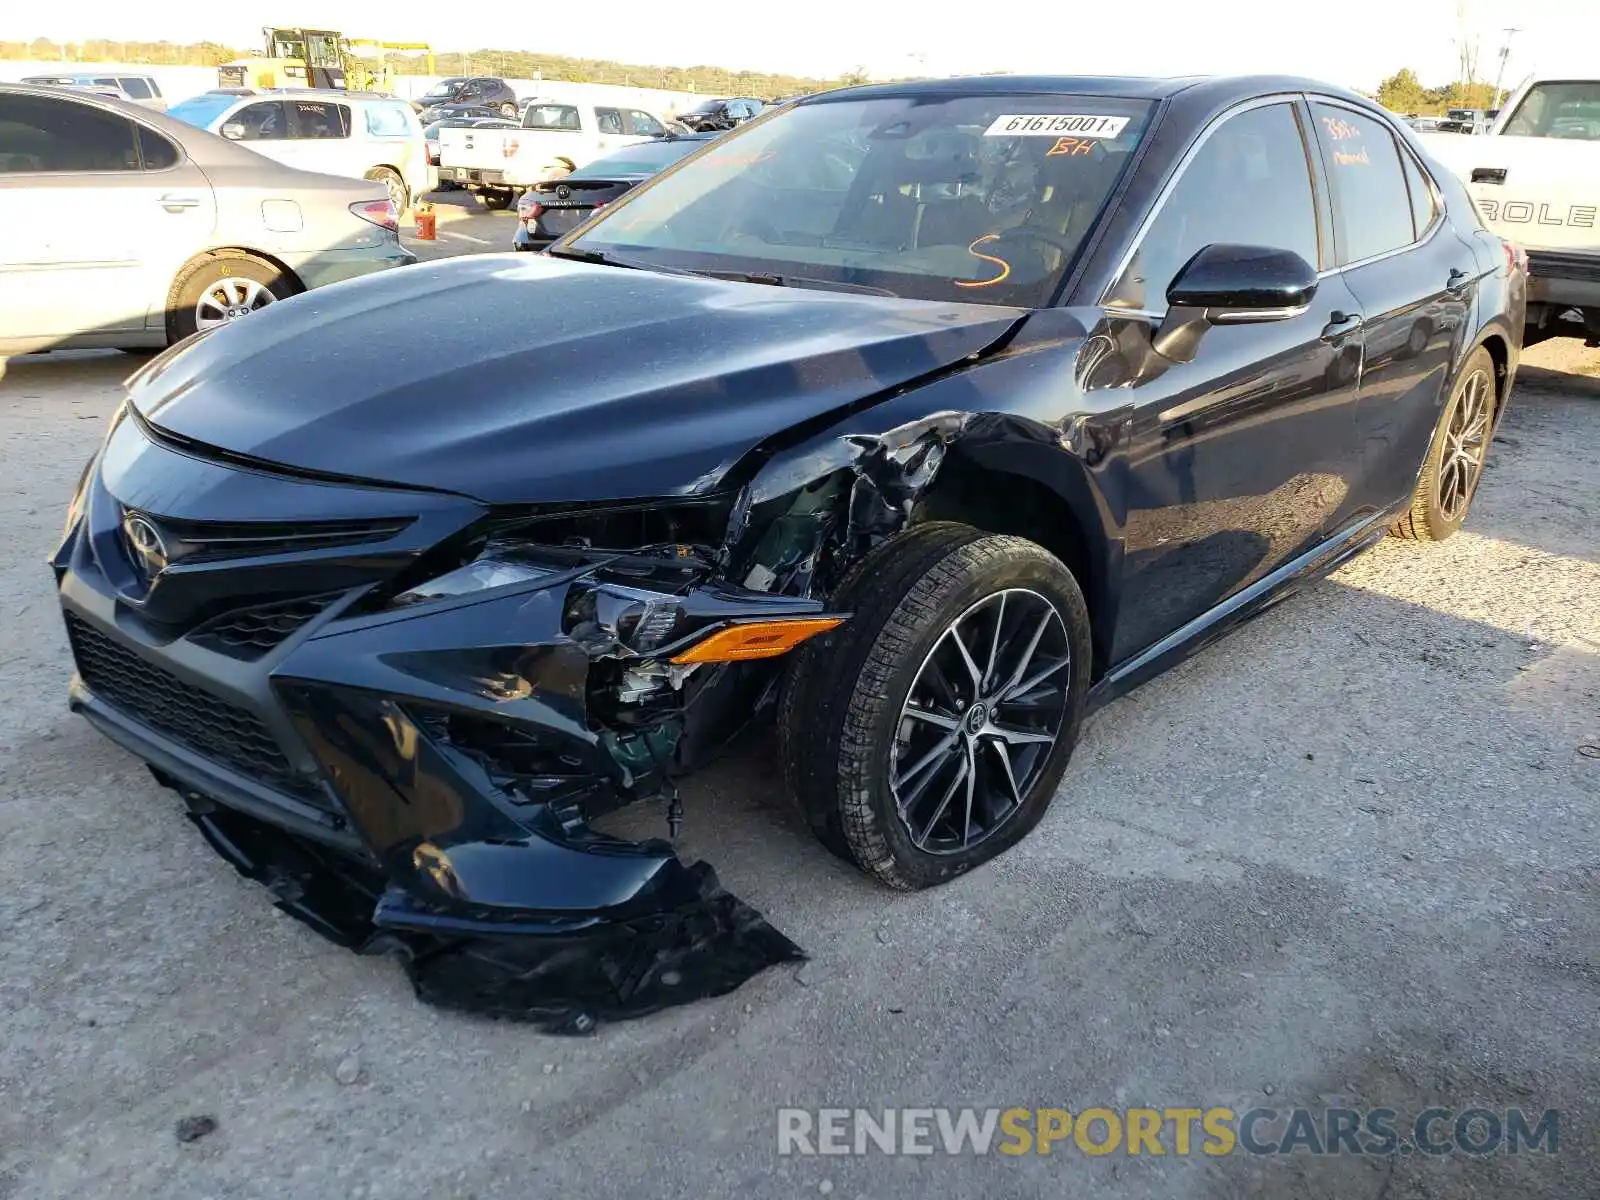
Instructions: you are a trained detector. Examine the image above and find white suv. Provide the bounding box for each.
[23,73,166,110]
[167,89,434,214]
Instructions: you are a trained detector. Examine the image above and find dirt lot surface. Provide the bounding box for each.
[1,326,1596,1199]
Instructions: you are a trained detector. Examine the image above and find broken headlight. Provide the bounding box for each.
[389,545,562,608]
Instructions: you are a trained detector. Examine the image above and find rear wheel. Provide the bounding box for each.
[1391,346,1496,542]
[364,166,409,217]
[166,253,290,344]
[499,102,517,119]
[780,524,1091,890]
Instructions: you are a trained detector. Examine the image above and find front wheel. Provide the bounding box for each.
[1390,346,1497,541]
[780,524,1091,890]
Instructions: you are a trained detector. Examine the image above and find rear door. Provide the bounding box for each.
[1308,100,1479,514]
[282,99,355,179]
[0,93,215,345]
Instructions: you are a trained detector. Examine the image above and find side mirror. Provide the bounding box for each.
[220,122,247,141]
[1153,244,1319,363]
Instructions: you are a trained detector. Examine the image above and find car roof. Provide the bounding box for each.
[804,73,1373,108]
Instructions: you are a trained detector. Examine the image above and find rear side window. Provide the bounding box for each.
[364,103,413,138]
[625,110,665,136]
[0,95,139,172]
[524,104,580,131]
[1311,103,1415,264]
[596,107,624,134]
[1399,148,1438,239]
[136,126,179,170]
[121,77,153,100]
[1108,101,1321,311]
[289,101,350,139]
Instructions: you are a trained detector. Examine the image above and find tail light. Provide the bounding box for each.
[350,198,398,232]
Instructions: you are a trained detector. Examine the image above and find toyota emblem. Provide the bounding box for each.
[121,511,168,579]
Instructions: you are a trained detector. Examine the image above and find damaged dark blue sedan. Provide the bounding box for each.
[55,75,1524,1030]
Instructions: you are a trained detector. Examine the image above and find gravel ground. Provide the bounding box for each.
[0,335,1596,1199]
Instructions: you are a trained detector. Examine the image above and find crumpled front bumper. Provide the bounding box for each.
[56,437,814,1030]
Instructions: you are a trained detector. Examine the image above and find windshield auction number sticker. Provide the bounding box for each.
[984,114,1130,138]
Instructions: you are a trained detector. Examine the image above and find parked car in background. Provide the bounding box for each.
[424,116,517,177]
[513,131,716,249]
[167,88,432,214]
[1423,76,1600,345]
[1407,115,1445,133]
[0,84,413,355]
[21,72,166,110]
[675,97,764,131]
[437,99,669,209]
[414,76,519,122]
[54,75,1524,1024]
[1436,107,1489,134]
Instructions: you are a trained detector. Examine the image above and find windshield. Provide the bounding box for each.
[1446,109,1478,122]
[421,79,465,100]
[168,94,242,129]
[567,93,1154,306]
[1502,81,1600,140]
[572,138,709,178]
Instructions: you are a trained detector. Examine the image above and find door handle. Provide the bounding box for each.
[1446,268,1471,294]
[158,194,201,211]
[1320,311,1364,341]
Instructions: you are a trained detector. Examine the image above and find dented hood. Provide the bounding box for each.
[130,255,1024,503]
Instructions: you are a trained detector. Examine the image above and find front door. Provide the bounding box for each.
[1307,100,1481,515]
[1099,98,1367,663]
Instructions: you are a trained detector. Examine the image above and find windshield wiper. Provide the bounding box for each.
[544,246,696,274]
[546,251,899,297]
[684,269,899,297]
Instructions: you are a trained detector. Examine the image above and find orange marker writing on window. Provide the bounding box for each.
[955,234,1011,289]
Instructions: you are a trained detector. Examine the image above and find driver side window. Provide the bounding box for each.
[1107,102,1320,312]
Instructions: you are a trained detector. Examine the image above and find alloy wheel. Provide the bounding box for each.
[1438,368,1492,520]
[889,588,1071,855]
[194,276,275,331]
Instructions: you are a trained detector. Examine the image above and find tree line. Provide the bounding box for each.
[1375,68,1502,115]
[0,37,864,96]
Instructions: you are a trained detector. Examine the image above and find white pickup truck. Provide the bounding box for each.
[437,100,670,210]
[1423,77,1600,346]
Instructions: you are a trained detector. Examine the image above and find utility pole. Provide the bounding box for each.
[1491,27,1521,108]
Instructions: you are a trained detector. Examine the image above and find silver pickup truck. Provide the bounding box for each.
[1424,78,1600,346]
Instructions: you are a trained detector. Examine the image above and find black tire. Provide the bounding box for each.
[480,189,515,211]
[364,166,409,216]
[499,102,517,119]
[166,253,291,344]
[1391,346,1497,542]
[780,523,1092,890]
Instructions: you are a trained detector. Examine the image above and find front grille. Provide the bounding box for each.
[65,614,329,808]
[188,593,341,660]
[145,515,413,563]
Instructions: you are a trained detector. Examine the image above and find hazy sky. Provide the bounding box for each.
[13,0,1595,92]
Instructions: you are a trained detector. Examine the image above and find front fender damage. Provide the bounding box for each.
[164,415,967,1033]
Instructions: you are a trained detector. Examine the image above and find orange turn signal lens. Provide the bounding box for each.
[670,617,845,664]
